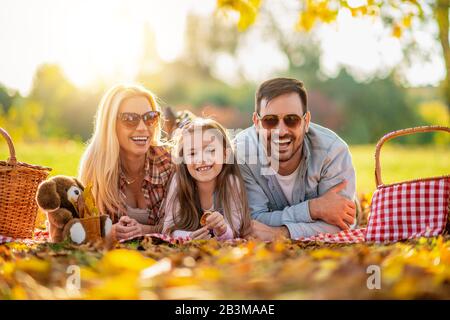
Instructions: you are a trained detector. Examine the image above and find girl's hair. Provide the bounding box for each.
[78,84,162,215]
[169,118,251,237]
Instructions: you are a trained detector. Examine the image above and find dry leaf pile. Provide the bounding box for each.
[1,235,449,299]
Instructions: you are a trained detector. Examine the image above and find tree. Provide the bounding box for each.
[29,64,98,140]
[218,0,450,111]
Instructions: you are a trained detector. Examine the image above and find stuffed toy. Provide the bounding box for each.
[36,175,112,244]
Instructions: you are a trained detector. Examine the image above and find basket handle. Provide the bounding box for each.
[0,127,17,165]
[375,125,450,187]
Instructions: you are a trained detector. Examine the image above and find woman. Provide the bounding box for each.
[78,84,174,241]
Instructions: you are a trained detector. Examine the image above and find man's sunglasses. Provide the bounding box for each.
[117,111,160,128]
[257,113,306,130]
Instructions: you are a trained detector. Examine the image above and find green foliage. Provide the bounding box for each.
[0,9,447,144]
[0,84,20,113]
[29,64,99,140]
[319,71,423,144]
[0,98,43,141]
[417,101,450,145]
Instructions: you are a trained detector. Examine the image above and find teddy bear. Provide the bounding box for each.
[36,175,112,244]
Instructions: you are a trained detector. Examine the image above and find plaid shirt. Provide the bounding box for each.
[117,145,174,225]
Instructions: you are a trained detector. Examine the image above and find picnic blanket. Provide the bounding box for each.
[0,229,49,245]
[296,228,366,243]
[0,228,368,245]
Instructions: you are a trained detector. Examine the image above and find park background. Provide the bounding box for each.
[0,0,449,195]
[1,0,450,300]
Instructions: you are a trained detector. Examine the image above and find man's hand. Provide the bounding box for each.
[309,180,356,230]
[248,220,290,241]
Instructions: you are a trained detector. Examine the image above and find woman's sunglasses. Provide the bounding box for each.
[117,111,160,128]
[257,113,306,130]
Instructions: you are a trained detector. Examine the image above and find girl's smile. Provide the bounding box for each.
[183,129,225,183]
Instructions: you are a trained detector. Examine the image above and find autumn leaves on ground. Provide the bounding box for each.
[1,235,450,300]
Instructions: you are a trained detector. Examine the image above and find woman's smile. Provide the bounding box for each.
[130,135,149,146]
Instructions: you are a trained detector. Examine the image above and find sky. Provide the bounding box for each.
[0,0,445,95]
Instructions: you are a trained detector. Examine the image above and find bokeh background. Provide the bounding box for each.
[0,0,449,194]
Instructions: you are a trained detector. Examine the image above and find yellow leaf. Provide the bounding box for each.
[382,256,404,283]
[392,276,419,299]
[1,262,15,278]
[273,240,285,253]
[11,285,28,300]
[80,266,99,280]
[310,248,343,260]
[392,24,402,38]
[6,242,30,252]
[296,11,317,32]
[35,208,47,229]
[86,274,139,299]
[254,245,271,260]
[83,182,99,217]
[217,0,261,31]
[98,249,156,275]
[16,258,51,274]
[196,266,222,281]
[164,274,198,287]
[402,15,412,28]
[314,260,339,281]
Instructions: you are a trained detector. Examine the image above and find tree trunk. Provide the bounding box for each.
[435,0,450,113]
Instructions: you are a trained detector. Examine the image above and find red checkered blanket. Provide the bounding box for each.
[0,228,415,245]
[119,233,191,245]
[118,229,367,244]
[0,230,49,245]
[296,228,366,243]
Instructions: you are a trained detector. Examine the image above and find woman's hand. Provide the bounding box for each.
[190,226,212,240]
[113,216,143,240]
[205,211,227,237]
[119,215,138,227]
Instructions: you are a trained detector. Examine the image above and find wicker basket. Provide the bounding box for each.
[365,126,449,242]
[0,128,52,238]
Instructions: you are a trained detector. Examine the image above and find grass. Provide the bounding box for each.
[1,140,449,194]
[350,144,449,193]
[0,140,86,177]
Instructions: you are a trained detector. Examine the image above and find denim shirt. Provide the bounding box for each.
[234,123,356,239]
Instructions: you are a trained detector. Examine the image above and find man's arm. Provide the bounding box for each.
[308,138,357,230]
[239,163,314,225]
[317,138,356,201]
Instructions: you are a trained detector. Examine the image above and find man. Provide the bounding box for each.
[234,77,357,240]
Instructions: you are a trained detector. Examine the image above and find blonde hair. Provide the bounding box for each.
[78,84,162,216]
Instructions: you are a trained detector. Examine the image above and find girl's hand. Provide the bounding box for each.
[205,211,227,237]
[190,226,212,240]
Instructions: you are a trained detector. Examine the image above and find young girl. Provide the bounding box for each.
[162,118,251,240]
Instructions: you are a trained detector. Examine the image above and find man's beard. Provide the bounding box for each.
[274,139,302,162]
[267,133,303,163]
[256,128,305,167]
